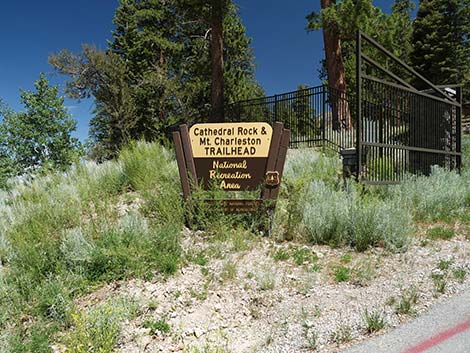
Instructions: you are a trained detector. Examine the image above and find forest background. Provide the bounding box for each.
[0,0,468,182]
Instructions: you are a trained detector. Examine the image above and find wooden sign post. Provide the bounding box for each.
[173,121,290,215]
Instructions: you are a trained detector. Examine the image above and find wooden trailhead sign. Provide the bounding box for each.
[190,122,273,191]
[173,122,290,213]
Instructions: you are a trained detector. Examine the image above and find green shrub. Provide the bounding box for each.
[393,167,467,221]
[85,213,181,281]
[31,277,72,323]
[0,141,185,351]
[302,181,412,252]
[461,135,470,169]
[142,187,183,226]
[186,183,264,238]
[8,322,52,353]
[277,150,341,240]
[353,198,412,252]
[60,228,95,269]
[120,141,177,192]
[366,155,405,181]
[120,142,184,226]
[302,181,351,247]
[283,149,341,187]
[74,160,126,203]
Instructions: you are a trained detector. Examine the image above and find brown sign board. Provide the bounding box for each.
[173,121,290,214]
[193,157,267,191]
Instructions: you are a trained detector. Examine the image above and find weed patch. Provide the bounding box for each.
[273,249,290,261]
[330,323,353,344]
[256,270,276,290]
[332,265,351,283]
[453,267,467,283]
[143,318,171,335]
[395,287,419,315]
[61,297,138,353]
[292,247,318,265]
[220,261,237,282]
[363,308,387,333]
[427,226,455,240]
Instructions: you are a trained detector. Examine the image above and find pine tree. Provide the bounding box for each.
[307,0,415,128]
[319,0,351,130]
[209,0,229,122]
[410,0,469,90]
[307,0,415,86]
[50,0,262,160]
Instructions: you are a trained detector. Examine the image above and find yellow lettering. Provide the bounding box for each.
[220,180,241,190]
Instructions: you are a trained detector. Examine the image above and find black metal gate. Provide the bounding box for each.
[356,31,462,184]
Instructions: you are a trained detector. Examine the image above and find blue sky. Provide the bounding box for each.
[0,0,414,141]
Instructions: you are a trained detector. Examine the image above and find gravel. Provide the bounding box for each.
[73,224,470,353]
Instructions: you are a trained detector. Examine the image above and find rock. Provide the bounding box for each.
[171,344,183,352]
[194,327,205,338]
[304,320,314,328]
[140,335,152,347]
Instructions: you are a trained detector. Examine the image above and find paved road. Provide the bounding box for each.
[340,291,470,353]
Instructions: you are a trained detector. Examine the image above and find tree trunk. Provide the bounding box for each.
[209,0,225,122]
[321,0,351,130]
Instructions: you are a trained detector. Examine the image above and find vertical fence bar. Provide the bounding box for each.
[456,86,462,171]
[356,30,363,181]
[322,86,326,145]
[274,94,278,124]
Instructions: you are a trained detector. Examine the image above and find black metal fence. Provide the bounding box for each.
[225,31,462,184]
[226,85,355,151]
[226,82,461,184]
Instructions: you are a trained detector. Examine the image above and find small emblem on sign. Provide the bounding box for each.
[265,171,280,186]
